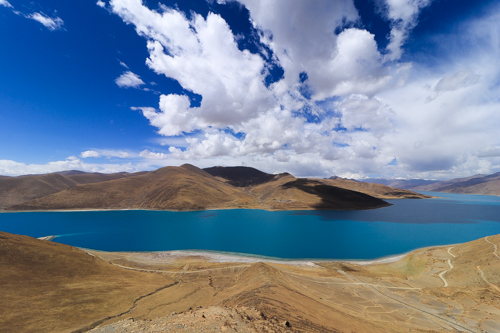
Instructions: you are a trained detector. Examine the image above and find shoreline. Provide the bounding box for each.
[0,204,392,213]
[76,244,453,267]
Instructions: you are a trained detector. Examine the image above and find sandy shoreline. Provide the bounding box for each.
[79,245,415,267]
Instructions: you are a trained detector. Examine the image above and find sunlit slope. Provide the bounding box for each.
[6,165,259,211]
[0,231,171,333]
[318,177,432,199]
[0,171,144,208]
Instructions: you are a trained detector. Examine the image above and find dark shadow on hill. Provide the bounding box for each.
[281,179,391,210]
[203,166,284,187]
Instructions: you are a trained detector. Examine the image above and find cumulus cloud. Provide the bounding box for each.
[115,71,145,88]
[96,0,106,8]
[111,0,273,133]
[239,0,393,99]
[27,12,64,31]
[97,0,500,180]
[0,0,13,8]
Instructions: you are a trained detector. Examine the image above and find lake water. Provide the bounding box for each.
[1,191,500,260]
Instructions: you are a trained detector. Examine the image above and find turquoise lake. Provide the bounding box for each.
[2,192,500,260]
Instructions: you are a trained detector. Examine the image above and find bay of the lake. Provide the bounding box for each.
[2,192,500,260]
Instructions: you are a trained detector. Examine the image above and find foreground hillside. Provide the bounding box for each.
[3,165,401,212]
[2,231,500,332]
[413,172,500,196]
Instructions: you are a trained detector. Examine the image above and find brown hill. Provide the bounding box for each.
[0,171,144,208]
[5,165,392,211]
[318,177,432,199]
[248,174,391,210]
[5,165,258,212]
[413,172,500,196]
[5,229,500,332]
[0,231,171,333]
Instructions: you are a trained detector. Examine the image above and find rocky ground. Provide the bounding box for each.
[89,306,294,333]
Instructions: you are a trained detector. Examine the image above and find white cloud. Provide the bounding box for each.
[0,157,139,177]
[81,150,101,158]
[139,150,169,160]
[96,0,106,8]
[115,71,145,88]
[239,0,394,99]
[27,12,64,31]
[0,0,13,8]
[81,149,131,159]
[97,0,500,180]
[381,0,433,61]
[434,70,481,92]
[118,60,129,69]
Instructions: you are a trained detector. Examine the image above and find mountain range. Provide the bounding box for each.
[367,172,500,196]
[411,172,500,195]
[0,165,429,212]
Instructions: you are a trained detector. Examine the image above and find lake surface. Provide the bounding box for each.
[2,192,500,260]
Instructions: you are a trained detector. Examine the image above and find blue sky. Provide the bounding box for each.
[1,0,499,179]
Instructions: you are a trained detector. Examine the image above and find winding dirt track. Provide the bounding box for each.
[334,268,477,333]
[485,236,500,259]
[476,237,500,292]
[438,247,455,288]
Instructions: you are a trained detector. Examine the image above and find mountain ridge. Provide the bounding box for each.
[2,165,402,212]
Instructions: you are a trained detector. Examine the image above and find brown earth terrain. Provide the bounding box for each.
[413,172,500,196]
[363,178,440,190]
[317,177,432,199]
[0,170,146,208]
[3,165,396,212]
[2,231,500,332]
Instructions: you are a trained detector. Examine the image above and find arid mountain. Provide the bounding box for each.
[318,177,432,199]
[5,165,258,212]
[205,166,429,200]
[4,165,392,211]
[0,171,145,208]
[0,173,78,208]
[362,178,440,189]
[413,172,500,196]
[3,230,500,333]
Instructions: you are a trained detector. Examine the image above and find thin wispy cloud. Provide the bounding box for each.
[27,12,64,31]
[115,71,145,88]
[0,0,13,8]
